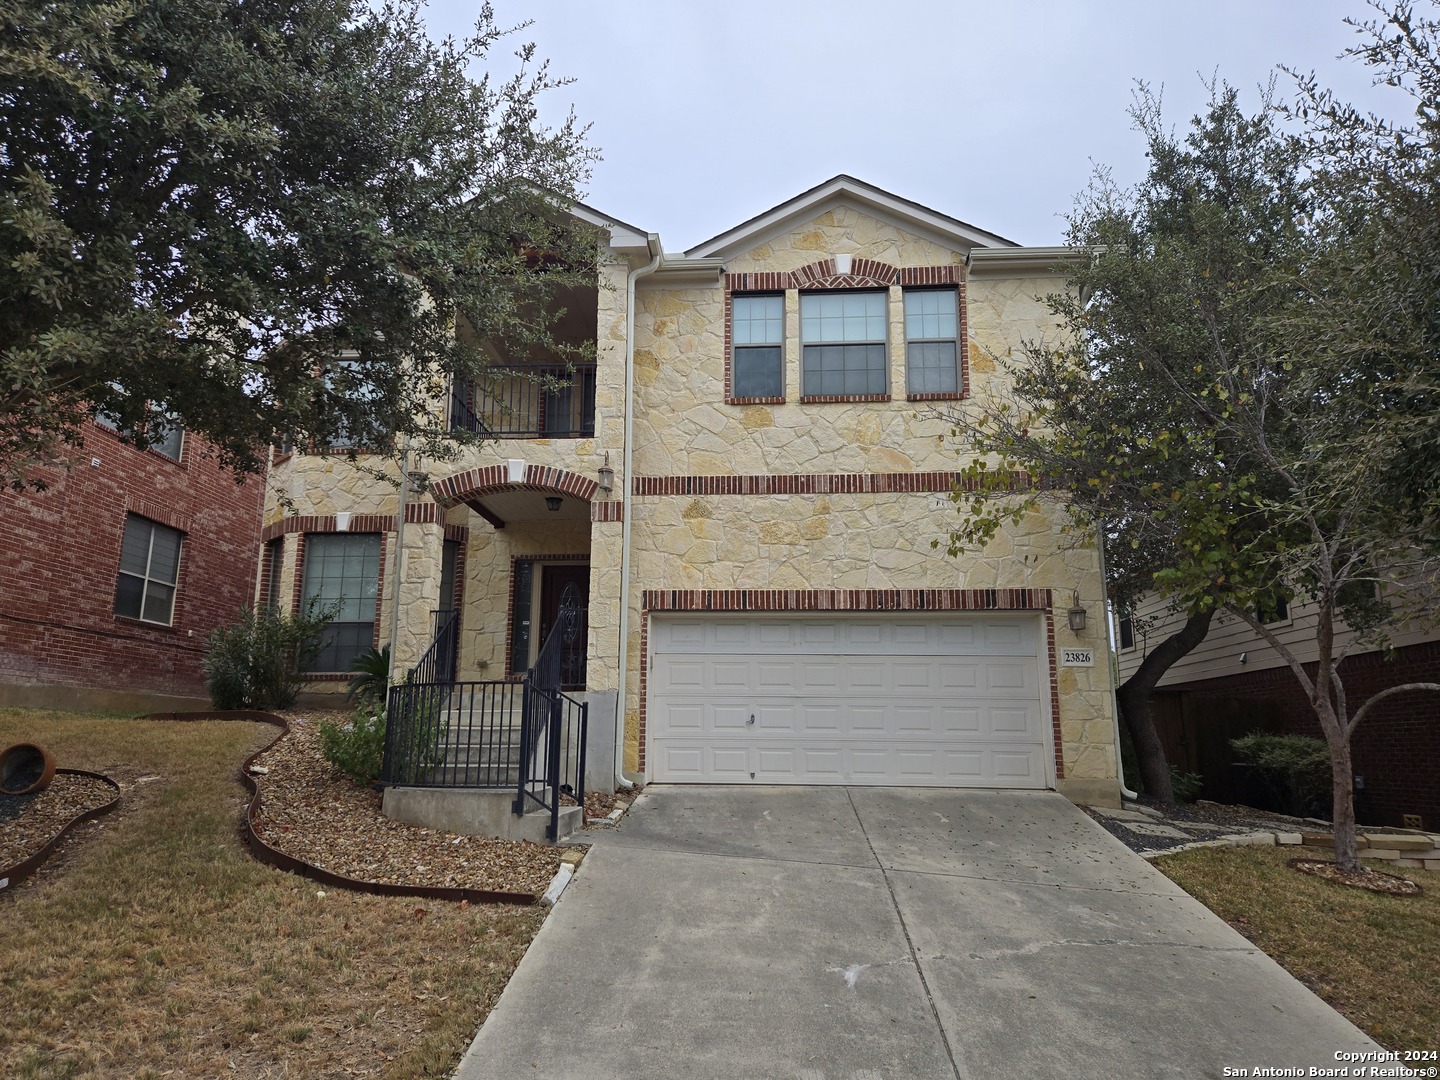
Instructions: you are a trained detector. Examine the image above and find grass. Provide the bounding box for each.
[1154,843,1440,1051]
[0,708,545,1079]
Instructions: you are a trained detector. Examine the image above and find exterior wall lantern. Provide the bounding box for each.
[1067,591,1087,633]
[597,452,614,493]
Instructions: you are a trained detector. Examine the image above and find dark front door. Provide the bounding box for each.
[538,564,589,690]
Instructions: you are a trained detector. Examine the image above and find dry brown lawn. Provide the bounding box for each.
[0,708,545,1079]
[1155,843,1440,1052]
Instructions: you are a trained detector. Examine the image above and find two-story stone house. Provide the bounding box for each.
[261,176,1121,808]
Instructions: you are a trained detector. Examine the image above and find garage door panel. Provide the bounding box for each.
[648,615,1050,787]
[799,704,841,732]
[990,705,1037,735]
[942,706,983,734]
[712,704,753,731]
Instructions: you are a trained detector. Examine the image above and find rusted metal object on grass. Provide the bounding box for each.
[0,743,56,795]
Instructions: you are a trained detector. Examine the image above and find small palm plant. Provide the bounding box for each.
[346,645,391,709]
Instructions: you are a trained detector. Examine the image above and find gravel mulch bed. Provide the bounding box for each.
[0,773,117,871]
[1289,857,1424,896]
[1084,796,1315,856]
[251,711,567,896]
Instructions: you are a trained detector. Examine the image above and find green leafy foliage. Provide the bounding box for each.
[1230,732,1331,817]
[0,0,598,489]
[319,709,387,788]
[1167,766,1204,804]
[202,602,334,710]
[346,646,391,709]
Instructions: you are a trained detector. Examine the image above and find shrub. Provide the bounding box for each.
[202,600,335,710]
[1168,765,1204,803]
[320,708,387,787]
[346,645,391,709]
[1230,732,1331,816]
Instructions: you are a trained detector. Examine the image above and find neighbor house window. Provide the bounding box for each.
[114,515,182,625]
[731,294,784,399]
[301,533,381,671]
[1256,596,1290,625]
[904,288,959,395]
[1118,615,1135,651]
[151,418,184,460]
[800,290,887,397]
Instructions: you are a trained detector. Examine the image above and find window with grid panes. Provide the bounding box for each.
[800,291,887,397]
[731,294,784,398]
[904,288,959,394]
[301,533,381,670]
[114,515,182,624]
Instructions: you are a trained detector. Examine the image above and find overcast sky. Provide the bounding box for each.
[425,1,1414,250]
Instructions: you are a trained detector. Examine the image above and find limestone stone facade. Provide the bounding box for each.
[260,176,1121,805]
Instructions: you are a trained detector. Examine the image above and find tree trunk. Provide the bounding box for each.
[1327,735,1360,871]
[1115,608,1216,806]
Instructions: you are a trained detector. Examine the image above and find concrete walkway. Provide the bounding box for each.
[455,787,1380,1080]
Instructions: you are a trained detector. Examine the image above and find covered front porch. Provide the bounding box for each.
[379,458,622,841]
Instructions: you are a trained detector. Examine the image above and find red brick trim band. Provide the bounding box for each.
[635,587,1057,772]
[431,463,598,507]
[591,501,625,523]
[442,523,470,543]
[642,588,1052,613]
[125,495,191,534]
[1045,608,1065,779]
[260,502,441,542]
[799,394,892,405]
[630,471,1029,497]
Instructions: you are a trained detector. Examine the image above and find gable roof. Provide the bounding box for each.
[684,175,1017,259]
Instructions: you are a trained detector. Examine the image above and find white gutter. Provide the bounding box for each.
[386,436,412,686]
[614,235,663,789]
[1094,519,1138,800]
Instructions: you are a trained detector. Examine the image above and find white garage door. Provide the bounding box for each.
[648,615,1050,787]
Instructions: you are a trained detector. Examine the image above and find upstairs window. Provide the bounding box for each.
[904,288,959,396]
[115,515,182,625]
[731,294,784,400]
[151,417,184,460]
[800,291,887,398]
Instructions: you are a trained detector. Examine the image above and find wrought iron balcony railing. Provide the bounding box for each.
[450,365,597,439]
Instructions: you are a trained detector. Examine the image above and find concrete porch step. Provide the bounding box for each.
[382,785,584,844]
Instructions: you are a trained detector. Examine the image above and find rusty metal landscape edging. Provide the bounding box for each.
[1,711,538,905]
[0,768,121,893]
[139,710,539,906]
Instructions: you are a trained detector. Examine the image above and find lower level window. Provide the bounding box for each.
[114,515,182,624]
[302,533,380,671]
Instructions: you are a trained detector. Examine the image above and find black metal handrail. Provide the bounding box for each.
[407,608,458,687]
[382,610,587,841]
[450,365,597,439]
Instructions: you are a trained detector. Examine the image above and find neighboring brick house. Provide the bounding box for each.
[1116,600,1440,831]
[263,176,1122,806]
[0,418,264,710]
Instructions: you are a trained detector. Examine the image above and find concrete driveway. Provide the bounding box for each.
[455,787,1379,1080]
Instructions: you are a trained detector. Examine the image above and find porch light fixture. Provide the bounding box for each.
[545,496,563,512]
[597,452,614,493]
[1067,591,1087,633]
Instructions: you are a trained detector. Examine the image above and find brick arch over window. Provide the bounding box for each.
[790,257,899,290]
[431,463,599,508]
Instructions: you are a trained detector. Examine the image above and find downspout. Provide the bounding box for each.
[1095,519,1138,800]
[386,436,412,686]
[614,236,663,790]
